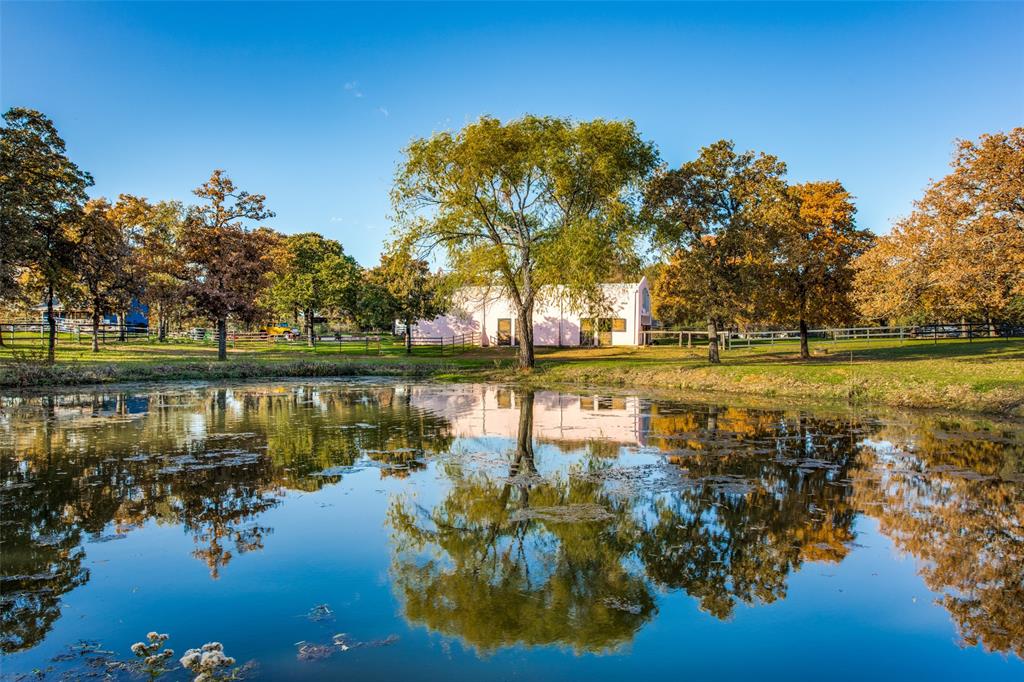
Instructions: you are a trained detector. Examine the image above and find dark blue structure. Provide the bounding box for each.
[102,298,149,326]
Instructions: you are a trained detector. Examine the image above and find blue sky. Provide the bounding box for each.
[3,1,1022,266]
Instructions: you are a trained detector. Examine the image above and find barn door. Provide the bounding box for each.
[497,318,512,346]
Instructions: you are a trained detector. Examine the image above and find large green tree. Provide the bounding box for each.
[180,170,277,360]
[770,181,874,358]
[0,108,92,358]
[268,232,361,346]
[645,140,788,363]
[392,115,657,369]
[364,246,448,353]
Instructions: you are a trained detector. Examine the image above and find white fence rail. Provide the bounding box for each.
[0,323,482,356]
[639,330,730,348]
[642,322,1022,351]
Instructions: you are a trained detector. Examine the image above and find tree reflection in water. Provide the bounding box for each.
[388,391,657,654]
[0,383,453,653]
[1,396,89,654]
[853,416,1024,658]
[1,383,1022,662]
[389,389,1023,659]
[636,405,866,618]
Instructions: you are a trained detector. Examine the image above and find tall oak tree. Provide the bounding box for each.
[646,140,787,363]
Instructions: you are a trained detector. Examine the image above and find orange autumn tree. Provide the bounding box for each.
[768,181,874,358]
[180,171,278,361]
[855,128,1024,325]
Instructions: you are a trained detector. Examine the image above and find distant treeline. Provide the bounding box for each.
[2,109,1021,365]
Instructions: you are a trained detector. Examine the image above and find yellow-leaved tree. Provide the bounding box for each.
[855,128,1024,326]
[768,181,874,358]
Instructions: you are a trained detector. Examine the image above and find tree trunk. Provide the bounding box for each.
[306,308,315,347]
[91,302,100,353]
[119,312,126,342]
[158,302,167,342]
[514,390,537,475]
[405,317,412,355]
[46,284,56,363]
[0,324,4,346]
[799,317,810,359]
[516,302,535,370]
[706,318,720,364]
[217,316,227,361]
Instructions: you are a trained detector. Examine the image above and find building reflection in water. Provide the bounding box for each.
[408,384,646,449]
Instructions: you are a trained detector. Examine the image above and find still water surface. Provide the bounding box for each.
[1,380,1022,680]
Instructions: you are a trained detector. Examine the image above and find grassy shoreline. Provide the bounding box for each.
[1,337,1022,416]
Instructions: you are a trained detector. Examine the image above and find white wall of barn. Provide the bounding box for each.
[411,279,651,347]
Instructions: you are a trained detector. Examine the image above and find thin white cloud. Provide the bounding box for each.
[343,81,363,98]
[377,106,390,118]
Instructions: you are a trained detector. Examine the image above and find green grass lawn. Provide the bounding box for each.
[484,337,1024,414]
[1,333,1022,414]
[0,333,474,365]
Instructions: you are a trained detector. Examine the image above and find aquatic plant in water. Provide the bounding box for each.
[179,642,239,681]
[305,603,334,622]
[130,632,174,680]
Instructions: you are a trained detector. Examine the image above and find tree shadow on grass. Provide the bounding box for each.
[755,340,1024,366]
[529,340,1024,368]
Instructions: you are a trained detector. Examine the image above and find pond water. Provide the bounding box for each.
[1,380,1022,681]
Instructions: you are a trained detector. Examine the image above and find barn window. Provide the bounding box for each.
[612,318,627,332]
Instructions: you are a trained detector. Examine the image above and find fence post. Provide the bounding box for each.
[678,331,682,347]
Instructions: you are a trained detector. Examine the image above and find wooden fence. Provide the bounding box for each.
[643,322,1022,351]
[0,321,149,345]
[173,330,481,355]
[639,329,732,348]
[0,322,482,357]
[405,332,479,355]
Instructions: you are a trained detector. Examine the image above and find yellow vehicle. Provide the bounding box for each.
[262,323,297,337]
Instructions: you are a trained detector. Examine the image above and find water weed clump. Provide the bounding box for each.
[305,603,335,623]
[179,642,240,681]
[130,632,174,680]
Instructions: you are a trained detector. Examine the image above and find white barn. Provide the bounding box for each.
[411,278,652,347]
